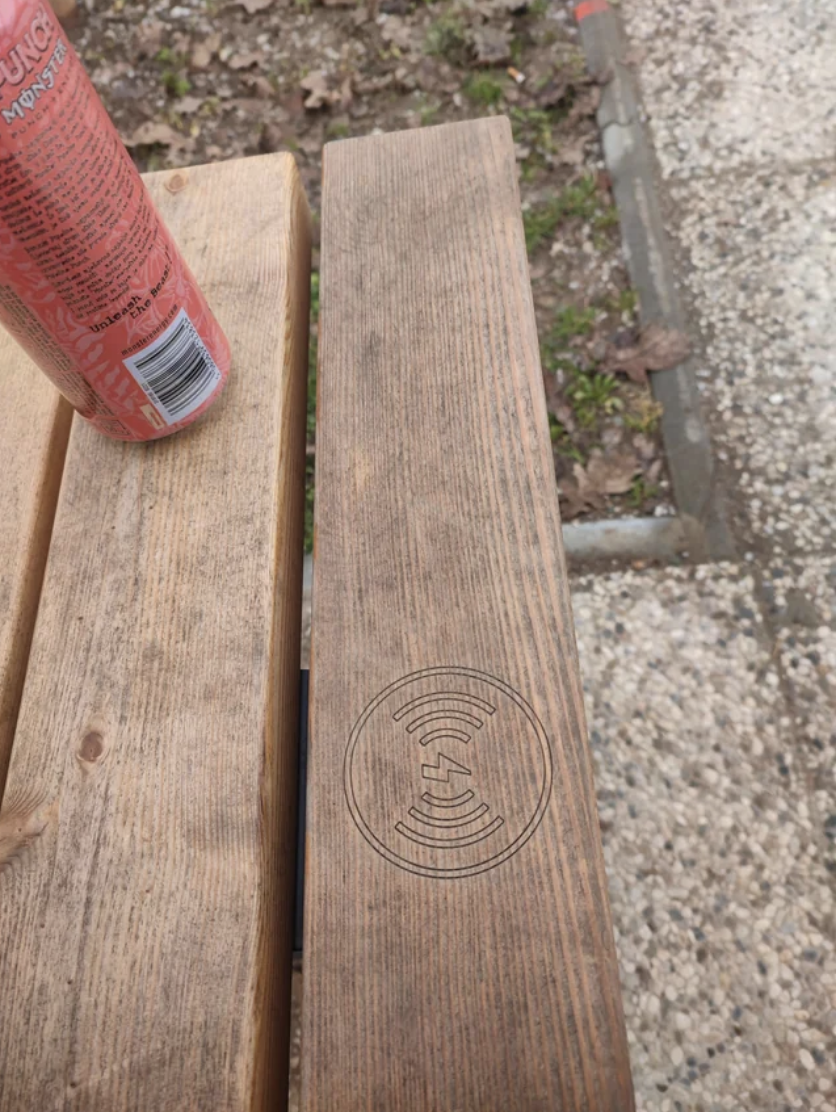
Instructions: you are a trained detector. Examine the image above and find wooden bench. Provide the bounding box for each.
[0,121,632,1110]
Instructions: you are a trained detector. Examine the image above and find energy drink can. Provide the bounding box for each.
[0,1,231,441]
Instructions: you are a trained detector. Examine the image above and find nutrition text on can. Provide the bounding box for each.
[0,0,231,442]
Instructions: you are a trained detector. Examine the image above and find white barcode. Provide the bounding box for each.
[124,309,222,426]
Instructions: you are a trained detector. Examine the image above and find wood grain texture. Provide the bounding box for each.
[0,154,311,1112]
[303,118,634,1112]
[0,360,71,797]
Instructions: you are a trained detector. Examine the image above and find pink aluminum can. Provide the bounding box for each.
[0,0,231,441]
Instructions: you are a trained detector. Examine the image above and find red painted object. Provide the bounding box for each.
[0,1,230,441]
[575,0,610,22]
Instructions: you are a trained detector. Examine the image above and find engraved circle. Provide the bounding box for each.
[344,667,553,878]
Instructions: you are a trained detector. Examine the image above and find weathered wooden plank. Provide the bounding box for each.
[0,363,71,797]
[303,118,633,1111]
[0,153,311,1112]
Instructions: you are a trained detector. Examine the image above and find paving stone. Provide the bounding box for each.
[573,566,836,1111]
[621,0,836,180]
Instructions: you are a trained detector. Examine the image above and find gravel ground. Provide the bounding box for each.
[576,566,836,1111]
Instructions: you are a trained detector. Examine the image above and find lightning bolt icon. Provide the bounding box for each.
[421,752,472,783]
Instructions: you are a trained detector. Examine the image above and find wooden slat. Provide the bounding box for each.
[0,365,71,797]
[0,154,310,1111]
[303,118,633,1111]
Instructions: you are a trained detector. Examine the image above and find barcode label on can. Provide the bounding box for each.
[124,309,222,426]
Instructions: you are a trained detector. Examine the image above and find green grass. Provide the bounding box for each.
[539,308,597,375]
[628,475,658,509]
[425,12,467,61]
[304,272,320,554]
[156,48,191,98]
[463,73,504,107]
[548,414,584,464]
[523,175,599,252]
[624,396,663,435]
[568,370,621,428]
[593,205,620,232]
[540,305,600,425]
[419,100,441,127]
[523,205,560,253]
[558,175,600,218]
[510,106,555,153]
[608,288,638,316]
[162,71,191,97]
[558,440,586,463]
[551,305,597,345]
[326,120,351,140]
[592,204,621,248]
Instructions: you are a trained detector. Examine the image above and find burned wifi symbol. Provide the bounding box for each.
[391,691,505,850]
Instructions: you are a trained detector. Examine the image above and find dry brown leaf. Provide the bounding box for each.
[191,32,222,69]
[632,433,657,462]
[586,449,641,495]
[568,86,601,123]
[125,122,187,149]
[551,400,576,434]
[172,95,204,115]
[242,74,276,98]
[557,481,587,522]
[603,324,690,385]
[558,462,605,521]
[354,73,394,94]
[471,26,512,67]
[600,425,624,452]
[535,75,571,109]
[646,458,663,484]
[557,137,587,166]
[596,169,612,195]
[300,71,336,110]
[380,15,419,51]
[191,43,213,70]
[228,51,264,70]
[134,20,165,57]
[298,71,352,110]
[227,97,267,114]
